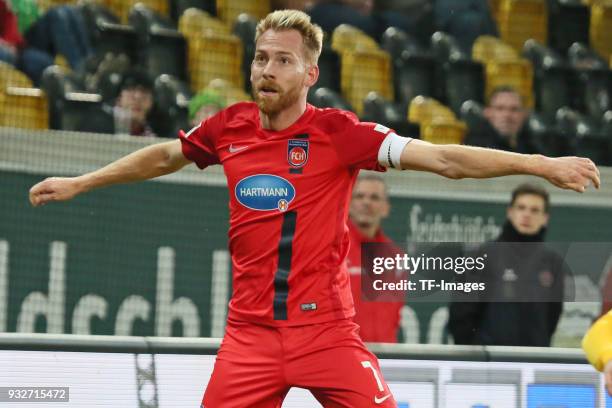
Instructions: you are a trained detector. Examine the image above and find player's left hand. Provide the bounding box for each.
[542,156,600,193]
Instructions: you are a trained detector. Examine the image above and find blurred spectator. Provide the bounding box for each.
[113,70,156,137]
[347,174,405,343]
[464,86,537,153]
[434,0,497,52]
[375,0,434,46]
[0,0,53,85]
[307,0,379,39]
[188,89,226,127]
[9,0,39,34]
[448,183,566,347]
[24,4,93,71]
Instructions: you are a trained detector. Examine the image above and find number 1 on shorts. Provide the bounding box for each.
[361,361,384,392]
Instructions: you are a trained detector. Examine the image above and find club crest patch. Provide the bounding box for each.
[287,139,309,168]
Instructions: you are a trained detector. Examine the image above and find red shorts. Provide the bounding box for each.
[202,318,396,407]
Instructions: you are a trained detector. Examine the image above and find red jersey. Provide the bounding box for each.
[179,102,392,327]
[346,220,405,342]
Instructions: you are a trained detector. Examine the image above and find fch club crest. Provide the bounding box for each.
[287,139,309,168]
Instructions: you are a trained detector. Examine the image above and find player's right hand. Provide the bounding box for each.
[29,177,82,207]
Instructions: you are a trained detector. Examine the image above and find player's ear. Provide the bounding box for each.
[305,64,319,88]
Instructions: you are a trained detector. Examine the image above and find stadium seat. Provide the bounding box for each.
[103,0,169,23]
[362,92,419,138]
[590,1,612,61]
[459,99,484,130]
[431,32,485,114]
[205,78,251,105]
[307,87,353,111]
[556,107,610,165]
[59,92,114,134]
[473,38,535,109]
[129,5,188,82]
[547,0,589,53]
[472,35,519,63]
[526,112,572,157]
[312,43,341,93]
[331,24,379,53]
[179,7,230,37]
[187,32,243,92]
[40,65,86,130]
[496,0,548,52]
[232,13,257,92]
[382,28,436,111]
[331,25,393,115]
[0,87,49,130]
[408,96,456,124]
[37,0,77,13]
[421,119,467,145]
[170,0,216,21]
[0,61,33,88]
[523,40,572,118]
[150,74,192,138]
[567,42,608,70]
[216,0,269,25]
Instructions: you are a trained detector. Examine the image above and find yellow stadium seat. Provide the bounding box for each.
[340,48,393,115]
[179,8,231,37]
[37,0,77,13]
[488,0,502,22]
[0,62,33,88]
[497,0,548,52]
[188,33,244,92]
[331,24,379,53]
[484,59,534,107]
[591,2,612,60]
[408,96,455,124]
[206,79,252,105]
[216,0,270,25]
[421,119,467,145]
[472,35,519,63]
[0,87,49,129]
[103,0,169,23]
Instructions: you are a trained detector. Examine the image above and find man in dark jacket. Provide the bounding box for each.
[464,86,538,154]
[448,183,566,347]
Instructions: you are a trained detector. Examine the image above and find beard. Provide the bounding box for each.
[252,80,303,116]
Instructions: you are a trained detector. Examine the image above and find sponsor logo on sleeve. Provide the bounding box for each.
[235,175,296,212]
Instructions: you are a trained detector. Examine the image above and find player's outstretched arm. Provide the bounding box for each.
[29,140,191,206]
[399,139,600,193]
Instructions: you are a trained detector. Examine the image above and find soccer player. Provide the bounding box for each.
[29,9,600,407]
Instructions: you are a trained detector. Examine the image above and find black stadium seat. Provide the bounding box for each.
[233,13,258,93]
[381,27,435,111]
[547,0,589,53]
[556,107,609,165]
[431,31,484,114]
[150,74,193,138]
[307,87,352,111]
[170,0,216,21]
[362,92,419,138]
[129,5,188,82]
[523,40,572,119]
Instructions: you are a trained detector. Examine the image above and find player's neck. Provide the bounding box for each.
[357,223,378,239]
[259,99,307,131]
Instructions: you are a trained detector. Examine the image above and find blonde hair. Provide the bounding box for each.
[255,9,324,65]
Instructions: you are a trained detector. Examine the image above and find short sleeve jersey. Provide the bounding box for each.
[180,102,393,327]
